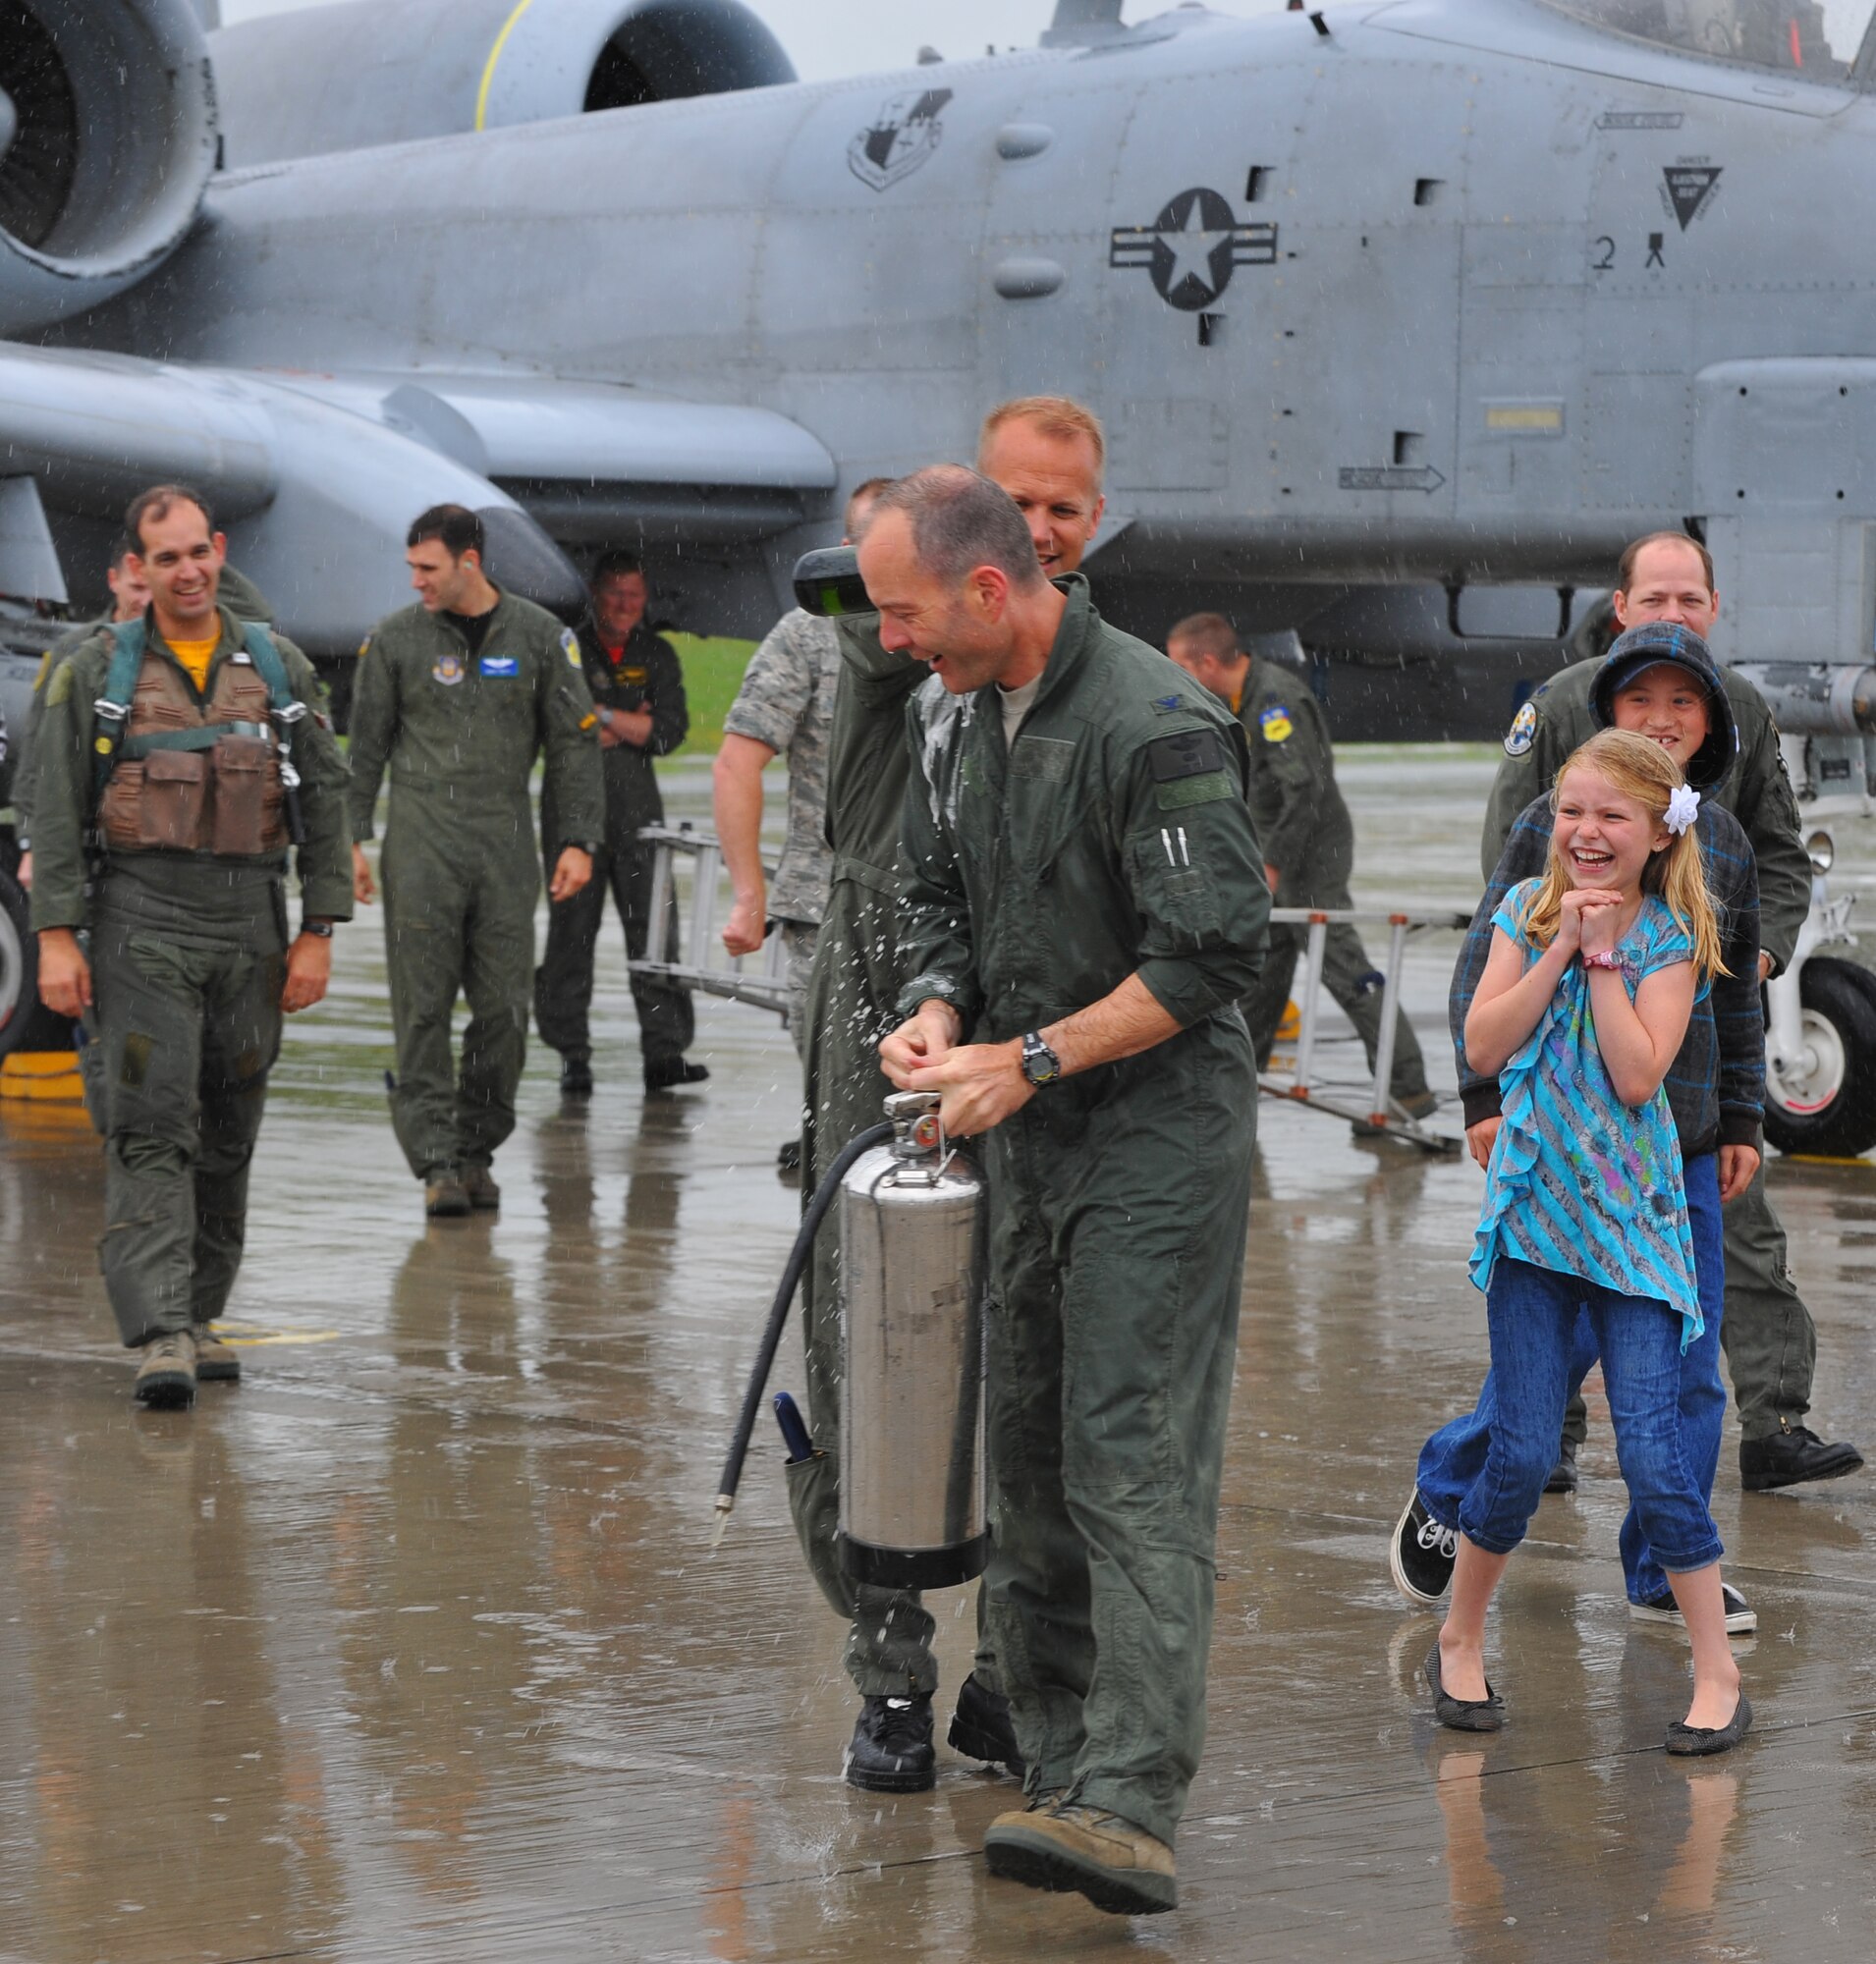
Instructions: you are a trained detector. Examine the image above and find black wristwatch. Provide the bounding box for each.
[301,920,335,939]
[1020,1030,1062,1088]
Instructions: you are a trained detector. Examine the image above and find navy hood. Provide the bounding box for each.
[1590,622,1737,792]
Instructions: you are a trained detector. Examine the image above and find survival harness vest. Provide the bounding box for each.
[90,618,307,857]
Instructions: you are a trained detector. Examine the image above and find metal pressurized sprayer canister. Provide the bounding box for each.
[837,1091,988,1590]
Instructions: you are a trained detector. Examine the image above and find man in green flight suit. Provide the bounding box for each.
[534,550,704,1097]
[349,505,604,1218]
[795,401,1110,1795]
[1167,611,1434,1121]
[873,467,1269,1917]
[30,485,353,1409]
[1481,529,1860,1494]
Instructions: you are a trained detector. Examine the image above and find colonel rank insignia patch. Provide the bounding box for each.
[1504,700,1540,758]
[1259,704,1293,743]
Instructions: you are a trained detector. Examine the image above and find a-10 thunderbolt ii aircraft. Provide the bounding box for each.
[4,0,1876,1146]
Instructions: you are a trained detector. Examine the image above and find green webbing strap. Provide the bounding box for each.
[238,622,296,716]
[90,619,148,804]
[119,722,273,759]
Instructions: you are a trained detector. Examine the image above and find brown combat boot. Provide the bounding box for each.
[461,1164,501,1212]
[984,1800,1178,1916]
[193,1325,242,1384]
[134,1330,198,1411]
[425,1171,471,1218]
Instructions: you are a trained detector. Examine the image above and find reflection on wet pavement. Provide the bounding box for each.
[1,753,1871,1959]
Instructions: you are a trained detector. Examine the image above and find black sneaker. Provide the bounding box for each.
[1739,1426,1863,1493]
[1544,1436,1580,1495]
[1629,1582,1757,1636]
[644,1059,709,1093]
[947,1670,1024,1773]
[846,1693,936,1793]
[1389,1489,1458,1607]
[560,1057,594,1098]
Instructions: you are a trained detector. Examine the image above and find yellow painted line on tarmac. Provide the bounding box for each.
[1784,1153,1875,1169]
[207,1322,343,1347]
[475,0,539,132]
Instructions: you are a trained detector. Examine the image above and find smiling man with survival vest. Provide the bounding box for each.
[29,484,354,1410]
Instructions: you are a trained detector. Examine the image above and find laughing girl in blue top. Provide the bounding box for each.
[1432,728,1750,1758]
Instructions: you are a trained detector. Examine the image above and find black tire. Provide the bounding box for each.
[1763,955,1876,1159]
[0,863,73,1062]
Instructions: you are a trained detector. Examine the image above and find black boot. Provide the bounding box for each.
[948,1670,1024,1773]
[560,1056,594,1098]
[1740,1425,1864,1493]
[1544,1435,1579,1495]
[644,1058,709,1092]
[845,1693,936,1793]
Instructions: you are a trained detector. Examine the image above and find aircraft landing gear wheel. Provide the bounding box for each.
[1764,955,1876,1160]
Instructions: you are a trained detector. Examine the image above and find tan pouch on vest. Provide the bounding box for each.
[211,736,270,856]
[138,749,209,849]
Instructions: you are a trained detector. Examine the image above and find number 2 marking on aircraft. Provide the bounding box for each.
[1591,236,1616,272]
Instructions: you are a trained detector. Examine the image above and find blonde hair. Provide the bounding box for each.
[1517,729,1729,979]
[978,396,1106,477]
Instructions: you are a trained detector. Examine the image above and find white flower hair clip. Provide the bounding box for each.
[1665,784,1700,836]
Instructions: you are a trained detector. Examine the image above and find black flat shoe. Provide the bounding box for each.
[1666,1694,1752,1757]
[1424,1644,1505,1733]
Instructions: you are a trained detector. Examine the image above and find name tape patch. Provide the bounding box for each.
[1147,728,1227,783]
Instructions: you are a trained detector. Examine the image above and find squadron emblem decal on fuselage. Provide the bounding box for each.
[849,89,953,192]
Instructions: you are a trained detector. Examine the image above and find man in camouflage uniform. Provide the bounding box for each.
[796,403,1109,1795]
[1481,530,1860,1494]
[30,485,351,1408]
[714,483,887,1166]
[349,505,603,1218]
[534,551,702,1097]
[1167,612,1433,1119]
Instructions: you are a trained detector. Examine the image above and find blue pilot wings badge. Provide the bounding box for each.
[849,89,953,192]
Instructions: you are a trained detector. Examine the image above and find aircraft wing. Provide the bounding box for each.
[0,344,837,654]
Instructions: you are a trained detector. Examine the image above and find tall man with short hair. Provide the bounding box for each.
[1479,531,1859,1493]
[350,505,602,1218]
[874,467,1269,1917]
[795,400,1110,1794]
[30,485,352,1408]
[1168,610,1434,1118]
[535,550,702,1096]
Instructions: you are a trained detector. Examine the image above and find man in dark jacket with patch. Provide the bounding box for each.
[873,467,1269,1917]
[534,551,701,1097]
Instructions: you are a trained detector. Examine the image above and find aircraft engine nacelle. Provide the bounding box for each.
[0,0,216,336]
[208,0,797,169]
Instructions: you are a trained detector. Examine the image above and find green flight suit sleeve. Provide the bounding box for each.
[835,612,924,708]
[275,637,355,923]
[644,633,690,758]
[895,693,981,1024]
[538,627,604,847]
[1731,720,1810,975]
[1250,690,1332,876]
[10,651,54,837]
[345,633,399,844]
[1124,721,1270,1027]
[26,638,106,933]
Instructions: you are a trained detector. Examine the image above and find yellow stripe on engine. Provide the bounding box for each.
[475,0,540,133]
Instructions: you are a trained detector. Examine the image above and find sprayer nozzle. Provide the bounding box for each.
[709,1494,734,1553]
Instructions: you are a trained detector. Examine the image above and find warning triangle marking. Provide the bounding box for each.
[1663,165,1721,231]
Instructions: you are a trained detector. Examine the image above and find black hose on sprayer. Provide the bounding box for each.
[710,1121,893,1549]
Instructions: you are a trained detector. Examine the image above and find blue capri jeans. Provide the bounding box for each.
[1419,1154,1725,1579]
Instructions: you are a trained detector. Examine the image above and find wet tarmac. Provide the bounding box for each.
[2,749,1874,1961]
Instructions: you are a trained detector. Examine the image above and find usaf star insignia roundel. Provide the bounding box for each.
[1504,699,1540,758]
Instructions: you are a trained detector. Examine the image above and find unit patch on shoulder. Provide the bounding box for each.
[1147,727,1228,783]
[1259,704,1294,743]
[433,651,465,687]
[561,628,582,670]
[1503,699,1540,758]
